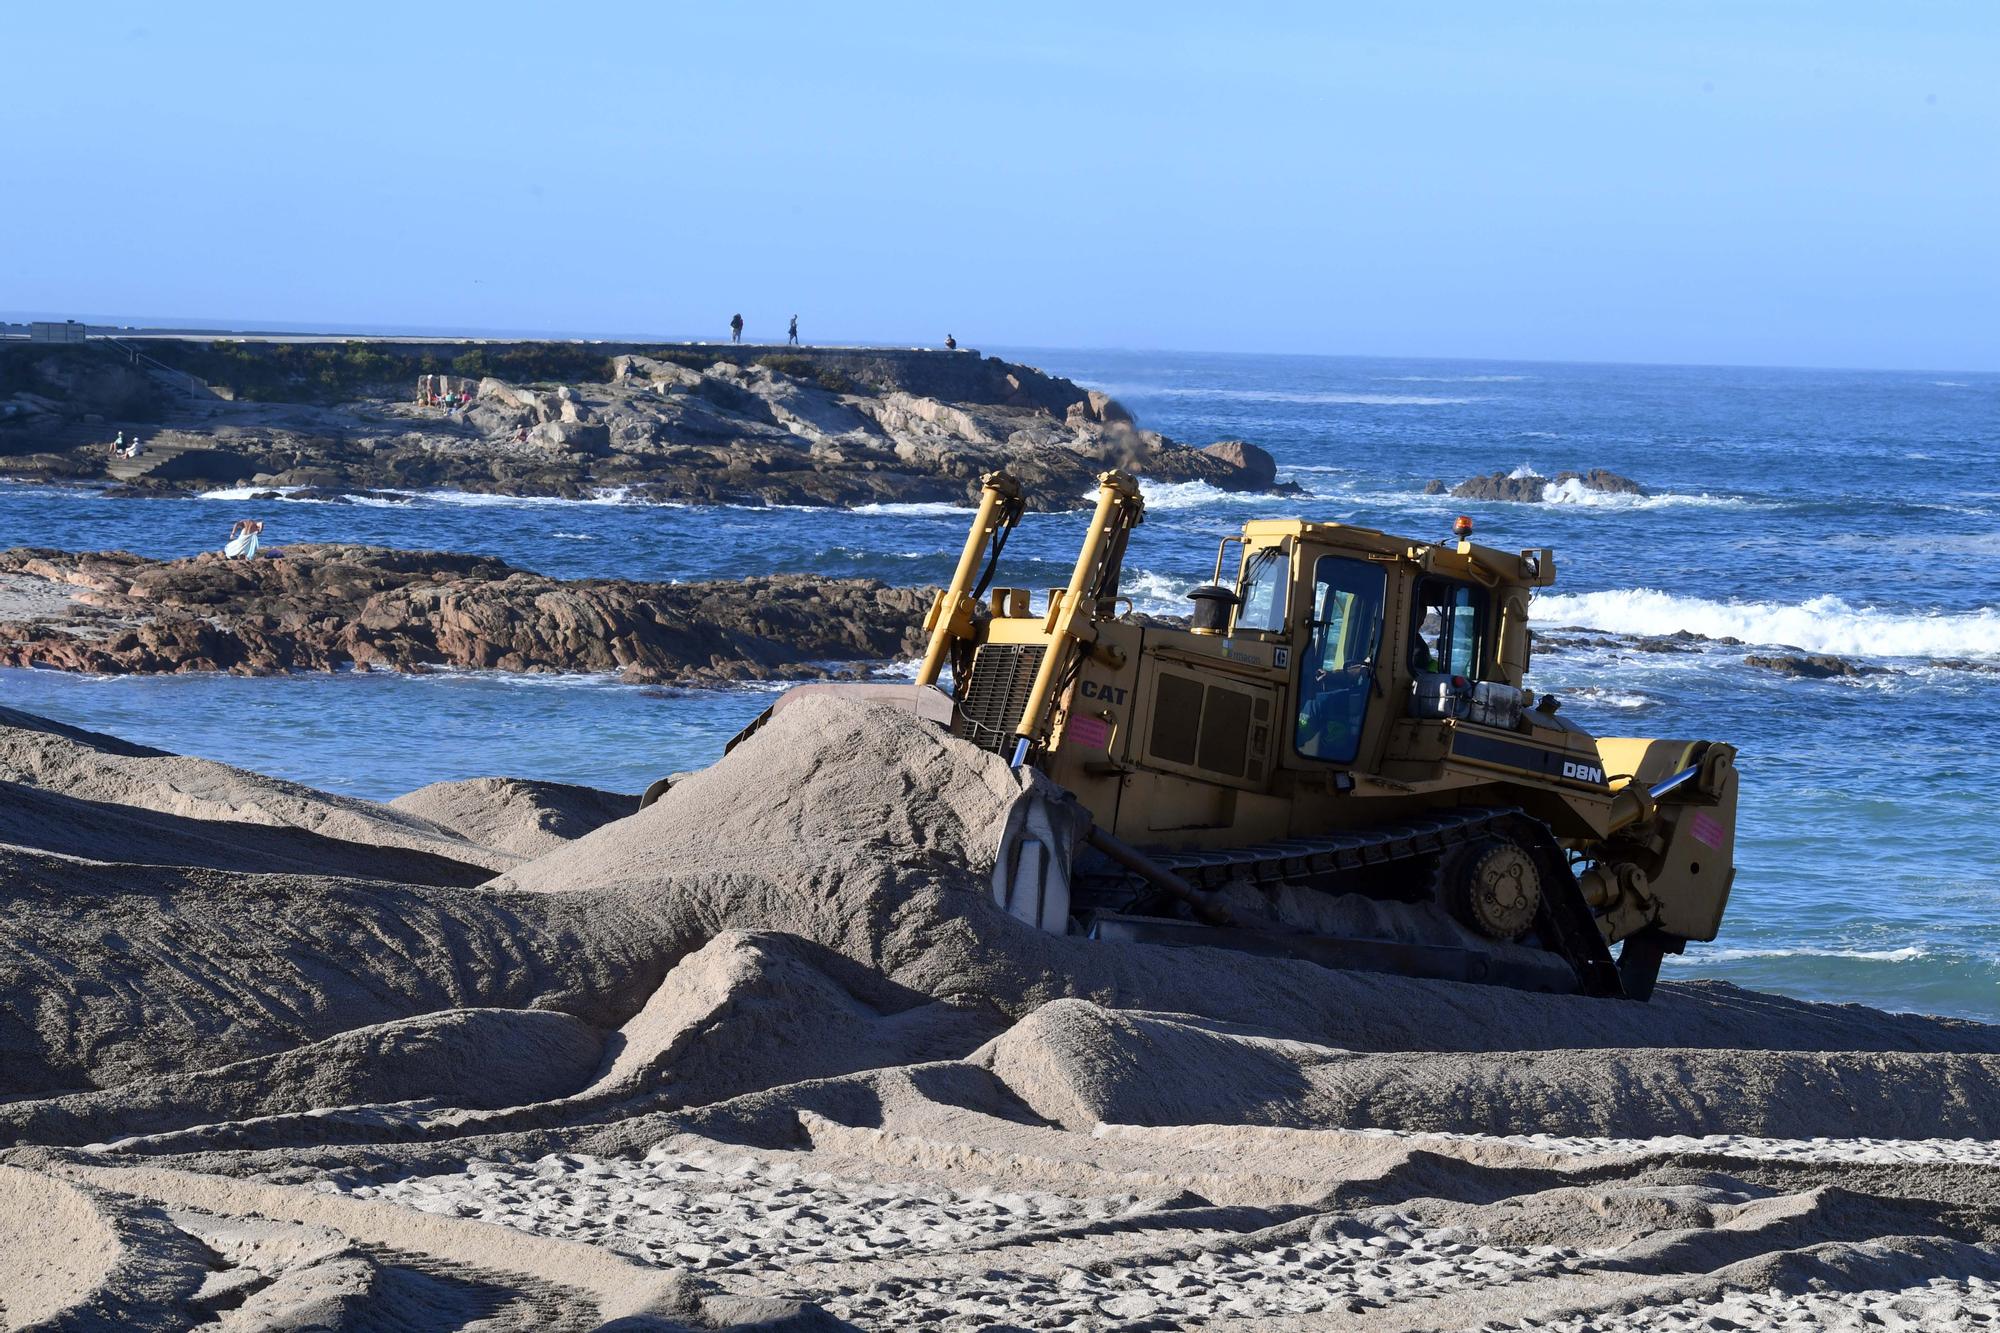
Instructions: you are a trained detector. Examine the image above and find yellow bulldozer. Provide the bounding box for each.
[714,470,1740,1000]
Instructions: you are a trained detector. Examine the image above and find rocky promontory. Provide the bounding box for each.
[0,546,930,684]
[0,340,1285,509]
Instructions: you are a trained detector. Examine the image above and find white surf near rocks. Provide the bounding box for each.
[5,695,2000,1328]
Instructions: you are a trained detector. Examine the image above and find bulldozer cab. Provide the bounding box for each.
[1211,520,1554,782]
[1292,549,1388,765]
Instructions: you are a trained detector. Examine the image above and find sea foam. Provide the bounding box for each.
[1538,478,1748,509]
[847,501,971,517]
[1533,589,2000,660]
[1129,479,1290,512]
[1673,944,1929,965]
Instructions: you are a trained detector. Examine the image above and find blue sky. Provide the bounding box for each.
[5,2,1994,369]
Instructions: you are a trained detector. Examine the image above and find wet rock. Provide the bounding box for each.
[1454,472,1547,503]
[0,546,931,683]
[1634,630,1713,654]
[1450,468,1648,502]
[1530,631,1625,651]
[1566,468,1646,495]
[1745,653,1893,679]
[1423,479,1446,495]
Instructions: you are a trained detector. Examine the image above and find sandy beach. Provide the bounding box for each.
[3,694,1999,1329]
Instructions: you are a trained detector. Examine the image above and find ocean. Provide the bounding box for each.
[3,350,1997,1019]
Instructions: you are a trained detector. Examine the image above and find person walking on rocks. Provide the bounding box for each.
[223,519,263,560]
[729,313,744,344]
[787,315,799,346]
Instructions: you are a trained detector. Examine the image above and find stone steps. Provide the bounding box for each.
[106,439,205,481]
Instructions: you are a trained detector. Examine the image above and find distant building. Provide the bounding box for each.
[29,320,89,344]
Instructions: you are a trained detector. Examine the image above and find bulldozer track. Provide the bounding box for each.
[1093,806,1625,997]
[1145,805,1523,889]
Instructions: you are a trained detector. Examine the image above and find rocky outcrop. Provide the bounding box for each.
[0,342,1289,511]
[1446,469,1648,503]
[0,546,931,684]
[1200,439,1286,492]
[1745,653,1892,679]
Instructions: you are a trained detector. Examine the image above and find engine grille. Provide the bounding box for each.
[953,643,1046,754]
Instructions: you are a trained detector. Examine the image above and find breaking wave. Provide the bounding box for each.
[1131,479,1279,512]
[1120,569,1192,617]
[1531,589,2000,659]
[1673,945,1929,965]
[1538,478,1749,509]
[1565,687,1652,709]
[847,501,970,517]
[199,485,297,501]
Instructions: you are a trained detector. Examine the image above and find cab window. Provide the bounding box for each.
[1233,544,1288,633]
[1411,578,1487,678]
[1295,556,1386,764]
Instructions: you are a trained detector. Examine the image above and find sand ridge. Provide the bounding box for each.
[3,695,1998,1327]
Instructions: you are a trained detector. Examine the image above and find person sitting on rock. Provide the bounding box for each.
[110,430,125,456]
[945,334,957,350]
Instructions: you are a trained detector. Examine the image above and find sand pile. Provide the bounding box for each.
[0,704,512,881]
[980,999,2000,1139]
[5,695,2000,1327]
[0,848,660,1100]
[391,776,638,858]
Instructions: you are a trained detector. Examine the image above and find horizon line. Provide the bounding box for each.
[3,310,1992,380]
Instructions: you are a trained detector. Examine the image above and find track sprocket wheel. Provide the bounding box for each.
[1446,836,1542,941]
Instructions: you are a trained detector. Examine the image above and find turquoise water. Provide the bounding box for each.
[4,351,1997,1018]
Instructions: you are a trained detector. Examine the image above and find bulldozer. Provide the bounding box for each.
[704,469,1740,1000]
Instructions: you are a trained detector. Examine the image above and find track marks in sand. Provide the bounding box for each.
[314,1115,2000,1330]
[341,1140,1166,1275]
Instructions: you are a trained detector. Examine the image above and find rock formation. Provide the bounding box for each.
[0,546,930,684]
[1447,468,1648,502]
[1745,652,1893,679]
[0,341,1288,510]
[1199,438,1287,491]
